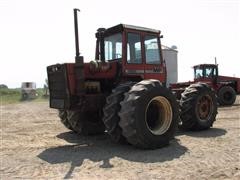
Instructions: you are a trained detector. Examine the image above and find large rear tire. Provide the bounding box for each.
[119,80,179,149]
[218,86,236,106]
[103,82,134,143]
[179,83,217,131]
[58,110,105,135]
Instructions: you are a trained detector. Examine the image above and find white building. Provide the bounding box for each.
[162,45,178,87]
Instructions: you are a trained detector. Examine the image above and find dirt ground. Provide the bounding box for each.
[1,96,240,179]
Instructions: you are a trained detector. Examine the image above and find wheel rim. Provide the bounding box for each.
[196,94,213,121]
[145,96,173,135]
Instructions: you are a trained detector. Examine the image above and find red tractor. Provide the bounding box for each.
[171,64,240,106]
[47,9,218,149]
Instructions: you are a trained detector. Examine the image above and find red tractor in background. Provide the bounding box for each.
[47,9,218,149]
[171,64,240,106]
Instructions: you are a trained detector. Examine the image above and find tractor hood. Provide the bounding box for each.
[170,81,193,89]
[218,75,240,82]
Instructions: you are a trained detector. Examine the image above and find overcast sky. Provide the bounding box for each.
[0,0,239,88]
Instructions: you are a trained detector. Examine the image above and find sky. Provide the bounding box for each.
[0,0,239,88]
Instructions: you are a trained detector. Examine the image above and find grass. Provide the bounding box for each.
[0,88,48,105]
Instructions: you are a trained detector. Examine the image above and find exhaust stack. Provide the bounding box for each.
[73,8,83,63]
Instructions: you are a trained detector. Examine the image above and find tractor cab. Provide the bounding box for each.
[47,23,166,110]
[194,64,218,83]
[94,24,166,84]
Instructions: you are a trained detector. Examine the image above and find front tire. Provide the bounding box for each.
[179,83,217,131]
[103,82,134,143]
[119,80,179,149]
[58,110,105,135]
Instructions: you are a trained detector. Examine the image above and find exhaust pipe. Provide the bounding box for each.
[73,8,83,63]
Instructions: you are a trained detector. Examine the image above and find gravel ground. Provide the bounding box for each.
[1,96,240,179]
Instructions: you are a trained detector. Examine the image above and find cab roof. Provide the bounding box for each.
[103,24,161,36]
[193,64,218,68]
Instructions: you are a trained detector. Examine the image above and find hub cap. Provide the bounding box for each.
[145,96,173,135]
[196,94,213,121]
[224,91,232,101]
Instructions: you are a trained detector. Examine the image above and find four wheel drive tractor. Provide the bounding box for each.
[171,64,240,106]
[47,9,218,149]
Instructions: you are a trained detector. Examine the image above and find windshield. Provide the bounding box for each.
[104,33,122,61]
[194,66,217,79]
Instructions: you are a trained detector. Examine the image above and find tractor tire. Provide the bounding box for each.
[218,86,236,106]
[119,79,179,149]
[58,110,105,135]
[179,83,217,131]
[103,82,134,143]
[58,110,73,130]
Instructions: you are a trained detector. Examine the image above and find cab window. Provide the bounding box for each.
[205,67,217,77]
[205,67,213,77]
[194,67,203,79]
[127,33,142,64]
[104,33,122,61]
[144,35,161,64]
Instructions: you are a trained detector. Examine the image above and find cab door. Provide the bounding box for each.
[143,34,166,83]
[123,31,145,78]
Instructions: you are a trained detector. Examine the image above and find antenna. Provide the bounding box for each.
[214,57,217,65]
